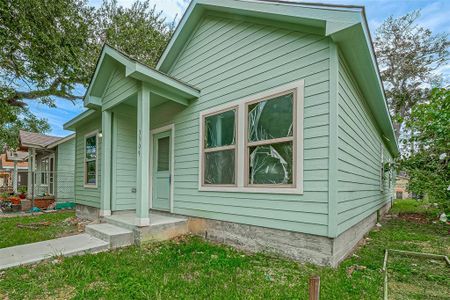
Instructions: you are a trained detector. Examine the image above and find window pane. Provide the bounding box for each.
[41,158,49,184]
[86,160,96,184]
[157,136,170,171]
[86,135,97,159]
[249,141,293,185]
[248,93,293,142]
[205,109,236,148]
[204,150,235,185]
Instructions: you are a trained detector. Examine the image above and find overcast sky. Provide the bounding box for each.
[28,0,449,137]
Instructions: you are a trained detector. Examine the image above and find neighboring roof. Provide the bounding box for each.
[83,44,200,110]
[19,130,62,149]
[0,153,28,169]
[19,130,74,151]
[156,0,398,155]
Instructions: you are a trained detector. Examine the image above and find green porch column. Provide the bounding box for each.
[100,110,112,216]
[136,85,150,226]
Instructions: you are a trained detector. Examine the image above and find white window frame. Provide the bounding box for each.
[40,156,50,186]
[198,79,304,194]
[84,130,98,188]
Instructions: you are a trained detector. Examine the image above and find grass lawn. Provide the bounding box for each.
[389,198,440,215]
[0,211,78,249]
[0,201,448,299]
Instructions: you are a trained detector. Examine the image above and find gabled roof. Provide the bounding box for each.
[156,0,398,155]
[19,130,62,149]
[83,44,200,109]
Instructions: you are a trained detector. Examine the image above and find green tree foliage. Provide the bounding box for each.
[374,11,449,141]
[401,88,449,208]
[0,0,173,107]
[0,0,173,149]
[96,0,174,69]
[0,0,97,107]
[0,102,50,149]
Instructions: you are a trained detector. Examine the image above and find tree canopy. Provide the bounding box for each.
[374,11,449,141]
[0,0,174,149]
[400,88,449,207]
[0,0,174,108]
[0,103,50,149]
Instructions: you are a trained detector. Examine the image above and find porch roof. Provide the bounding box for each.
[19,130,62,150]
[83,44,200,110]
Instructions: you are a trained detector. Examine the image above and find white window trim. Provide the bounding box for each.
[40,156,50,187]
[198,79,304,195]
[84,130,98,188]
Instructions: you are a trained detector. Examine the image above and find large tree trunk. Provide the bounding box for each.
[393,122,402,142]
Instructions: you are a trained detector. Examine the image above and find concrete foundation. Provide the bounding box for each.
[183,201,392,267]
[75,202,391,267]
[76,204,100,221]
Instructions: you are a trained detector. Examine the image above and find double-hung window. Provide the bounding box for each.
[84,131,98,187]
[202,108,237,186]
[246,91,296,186]
[199,80,304,194]
[41,157,49,185]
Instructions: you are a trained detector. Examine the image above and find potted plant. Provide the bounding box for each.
[0,197,12,212]
[18,186,27,199]
[0,192,8,202]
[8,196,21,212]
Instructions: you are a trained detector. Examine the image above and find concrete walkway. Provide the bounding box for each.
[0,234,109,270]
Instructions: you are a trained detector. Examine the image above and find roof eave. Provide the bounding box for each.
[328,16,399,156]
[63,109,97,131]
[156,0,361,72]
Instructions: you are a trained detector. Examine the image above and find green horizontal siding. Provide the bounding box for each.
[336,51,393,235]
[112,104,137,211]
[75,118,102,208]
[103,66,138,110]
[56,138,75,202]
[168,15,331,236]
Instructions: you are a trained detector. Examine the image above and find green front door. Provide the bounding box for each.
[152,130,171,211]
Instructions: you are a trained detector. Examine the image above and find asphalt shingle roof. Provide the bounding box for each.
[19,130,62,148]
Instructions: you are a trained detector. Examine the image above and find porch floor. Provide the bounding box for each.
[103,212,187,230]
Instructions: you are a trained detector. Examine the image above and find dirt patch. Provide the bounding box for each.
[397,213,429,224]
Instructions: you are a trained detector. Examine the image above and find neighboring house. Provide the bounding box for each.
[0,151,28,193]
[19,131,76,202]
[395,172,412,199]
[64,0,398,266]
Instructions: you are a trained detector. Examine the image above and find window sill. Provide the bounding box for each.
[198,186,303,195]
[84,184,98,189]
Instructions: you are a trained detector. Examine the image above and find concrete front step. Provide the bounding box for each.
[0,234,109,270]
[103,213,189,244]
[85,223,134,249]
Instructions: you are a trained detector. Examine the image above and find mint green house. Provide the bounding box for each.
[64,0,398,266]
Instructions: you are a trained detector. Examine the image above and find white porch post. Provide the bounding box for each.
[12,161,18,193]
[100,110,112,216]
[136,85,150,226]
[27,148,35,198]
